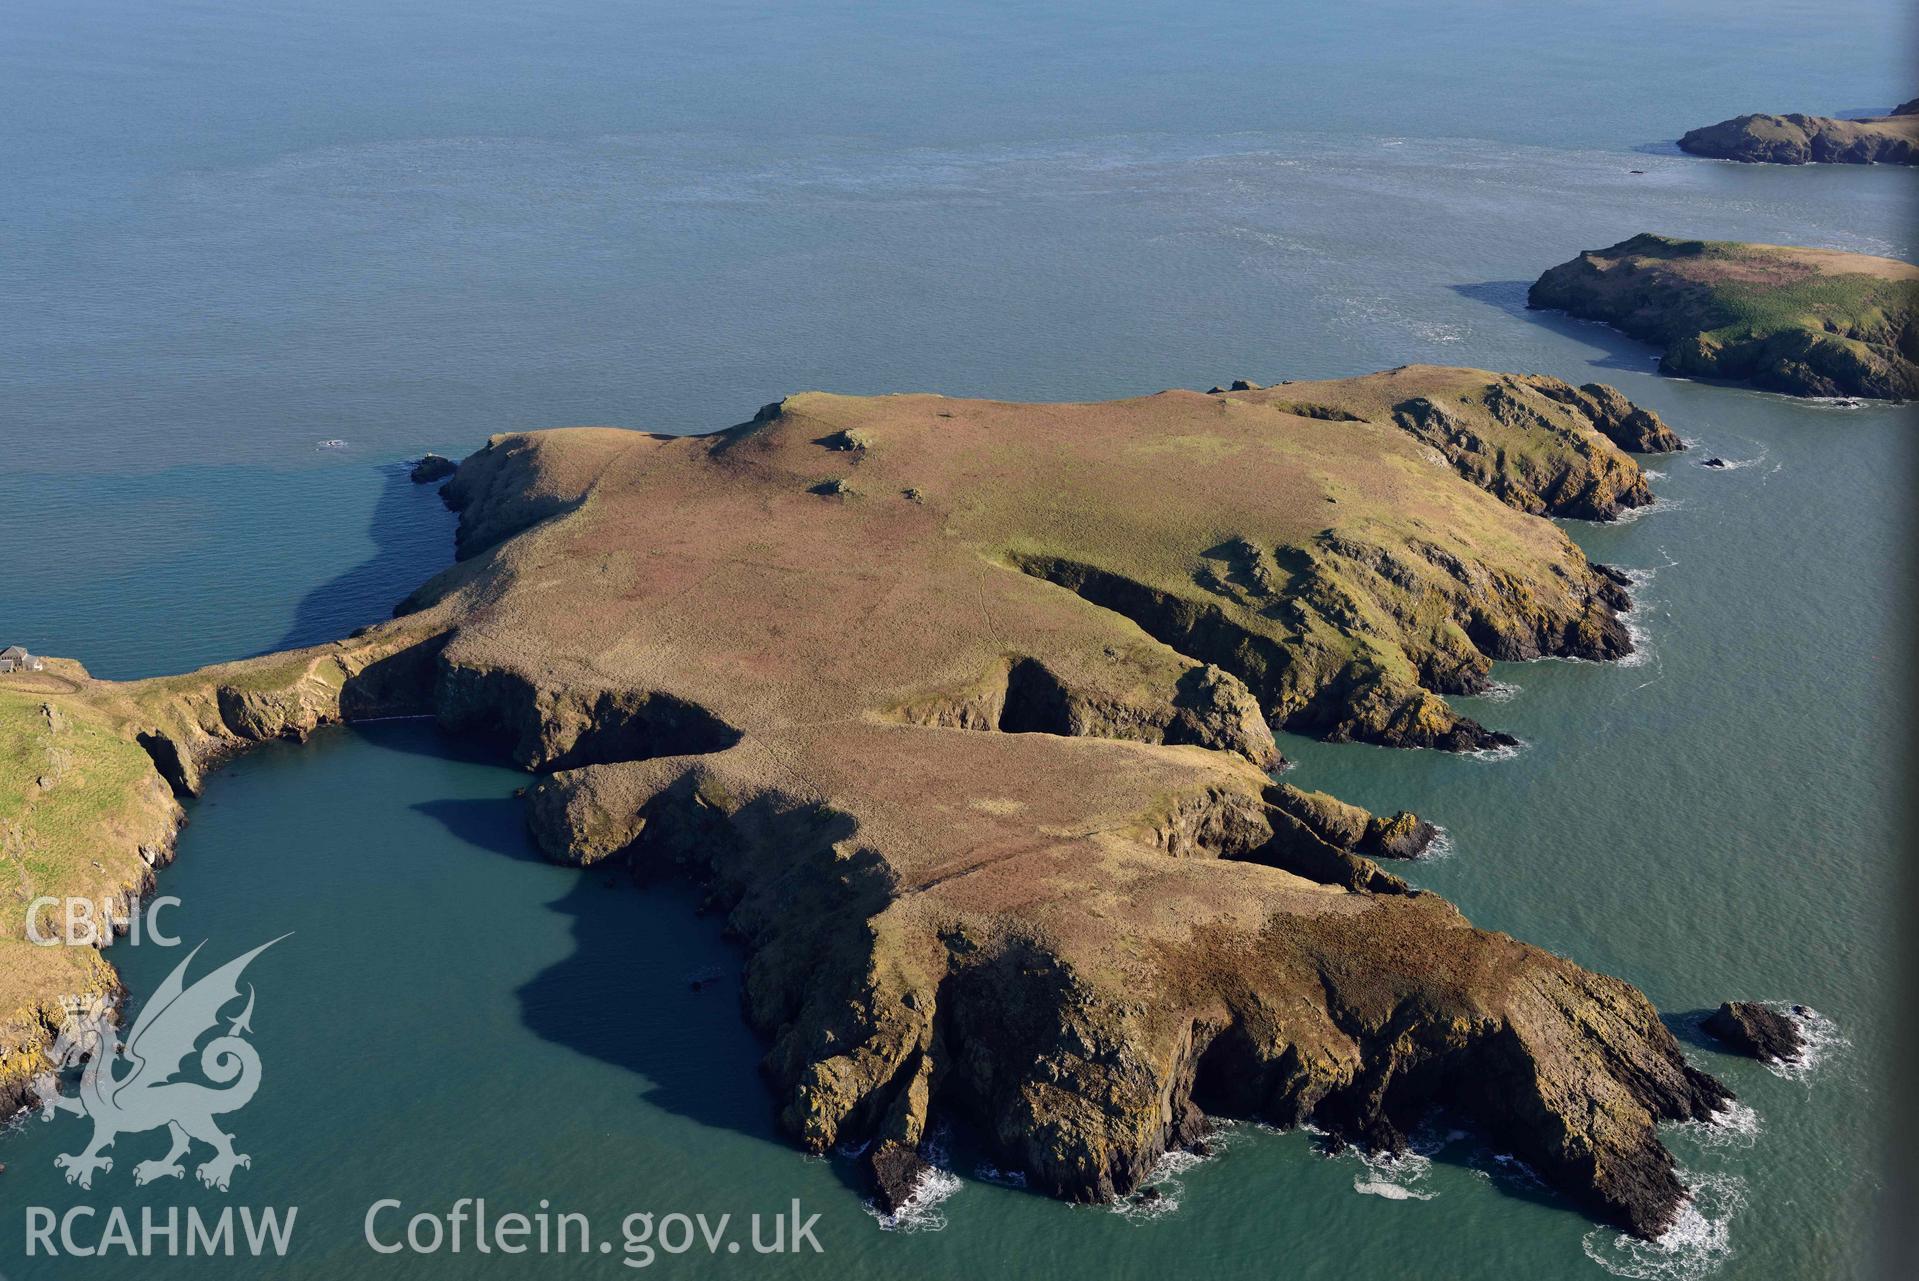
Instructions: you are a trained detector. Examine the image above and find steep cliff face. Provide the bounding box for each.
[1679,102,1919,166]
[5,369,1724,1238]
[1389,381,1654,520]
[518,734,1725,1239]
[1530,234,1919,400]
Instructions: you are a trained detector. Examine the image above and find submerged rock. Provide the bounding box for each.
[1704,1002,1804,1063]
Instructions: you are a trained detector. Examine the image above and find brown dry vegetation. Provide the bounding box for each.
[1,368,1722,1236]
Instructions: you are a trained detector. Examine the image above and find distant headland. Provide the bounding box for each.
[1529,234,1919,400]
[1678,99,1918,165]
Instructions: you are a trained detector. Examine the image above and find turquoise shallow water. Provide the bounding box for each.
[1,1,1914,1277]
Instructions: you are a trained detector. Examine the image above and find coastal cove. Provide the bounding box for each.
[2,1,1914,1278]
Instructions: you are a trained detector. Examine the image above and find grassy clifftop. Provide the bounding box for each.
[1530,234,1919,399]
[0,369,1726,1237]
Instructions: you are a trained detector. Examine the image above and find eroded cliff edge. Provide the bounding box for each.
[2,367,1725,1238]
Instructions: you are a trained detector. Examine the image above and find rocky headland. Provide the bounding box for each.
[1530,234,1919,399]
[0,367,1730,1238]
[1678,99,1918,166]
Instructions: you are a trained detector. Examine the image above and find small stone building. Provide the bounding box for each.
[1,645,44,674]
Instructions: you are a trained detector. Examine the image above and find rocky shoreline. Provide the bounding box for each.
[1,369,1733,1238]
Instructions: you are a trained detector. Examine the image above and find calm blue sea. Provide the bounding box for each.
[1,2,1913,1277]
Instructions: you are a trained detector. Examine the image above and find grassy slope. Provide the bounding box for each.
[773,366,1631,736]
[0,668,170,1095]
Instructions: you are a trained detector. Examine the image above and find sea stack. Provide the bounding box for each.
[1705,1002,1805,1064]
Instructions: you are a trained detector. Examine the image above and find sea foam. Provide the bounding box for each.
[865,1129,963,1233]
[1581,1171,1744,1281]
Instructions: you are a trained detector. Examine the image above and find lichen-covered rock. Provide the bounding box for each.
[867,1140,935,1213]
[1391,377,1656,519]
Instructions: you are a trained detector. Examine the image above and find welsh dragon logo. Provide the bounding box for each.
[33,937,285,1191]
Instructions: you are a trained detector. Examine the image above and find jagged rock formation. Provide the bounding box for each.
[1531,234,1919,400]
[2,368,1731,1237]
[1704,1002,1804,1064]
[1679,99,1919,166]
[1388,377,1660,520]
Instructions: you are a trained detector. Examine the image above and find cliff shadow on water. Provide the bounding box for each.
[407,791,800,1157]
[1450,281,1664,376]
[270,461,457,654]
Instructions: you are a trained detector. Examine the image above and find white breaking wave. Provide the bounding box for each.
[1581,1171,1744,1281]
[1617,603,1655,670]
[1419,827,1456,861]
[1108,1142,1220,1222]
[866,1166,963,1233]
[1764,1004,1848,1084]
[866,1129,962,1233]
[973,1162,1027,1188]
[1672,1099,1762,1152]
[1476,679,1522,703]
[1351,1148,1437,1202]
[1613,495,1685,525]
[1344,1123,1468,1203]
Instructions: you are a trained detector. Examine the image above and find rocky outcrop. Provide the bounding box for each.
[129,634,444,797]
[518,746,1726,1237]
[1679,101,1919,166]
[410,453,458,483]
[1531,234,1919,400]
[1390,380,1655,519]
[1268,782,1437,858]
[1529,379,1686,453]
[1704,1002,1804,1064]
[868,1140,936,1214]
